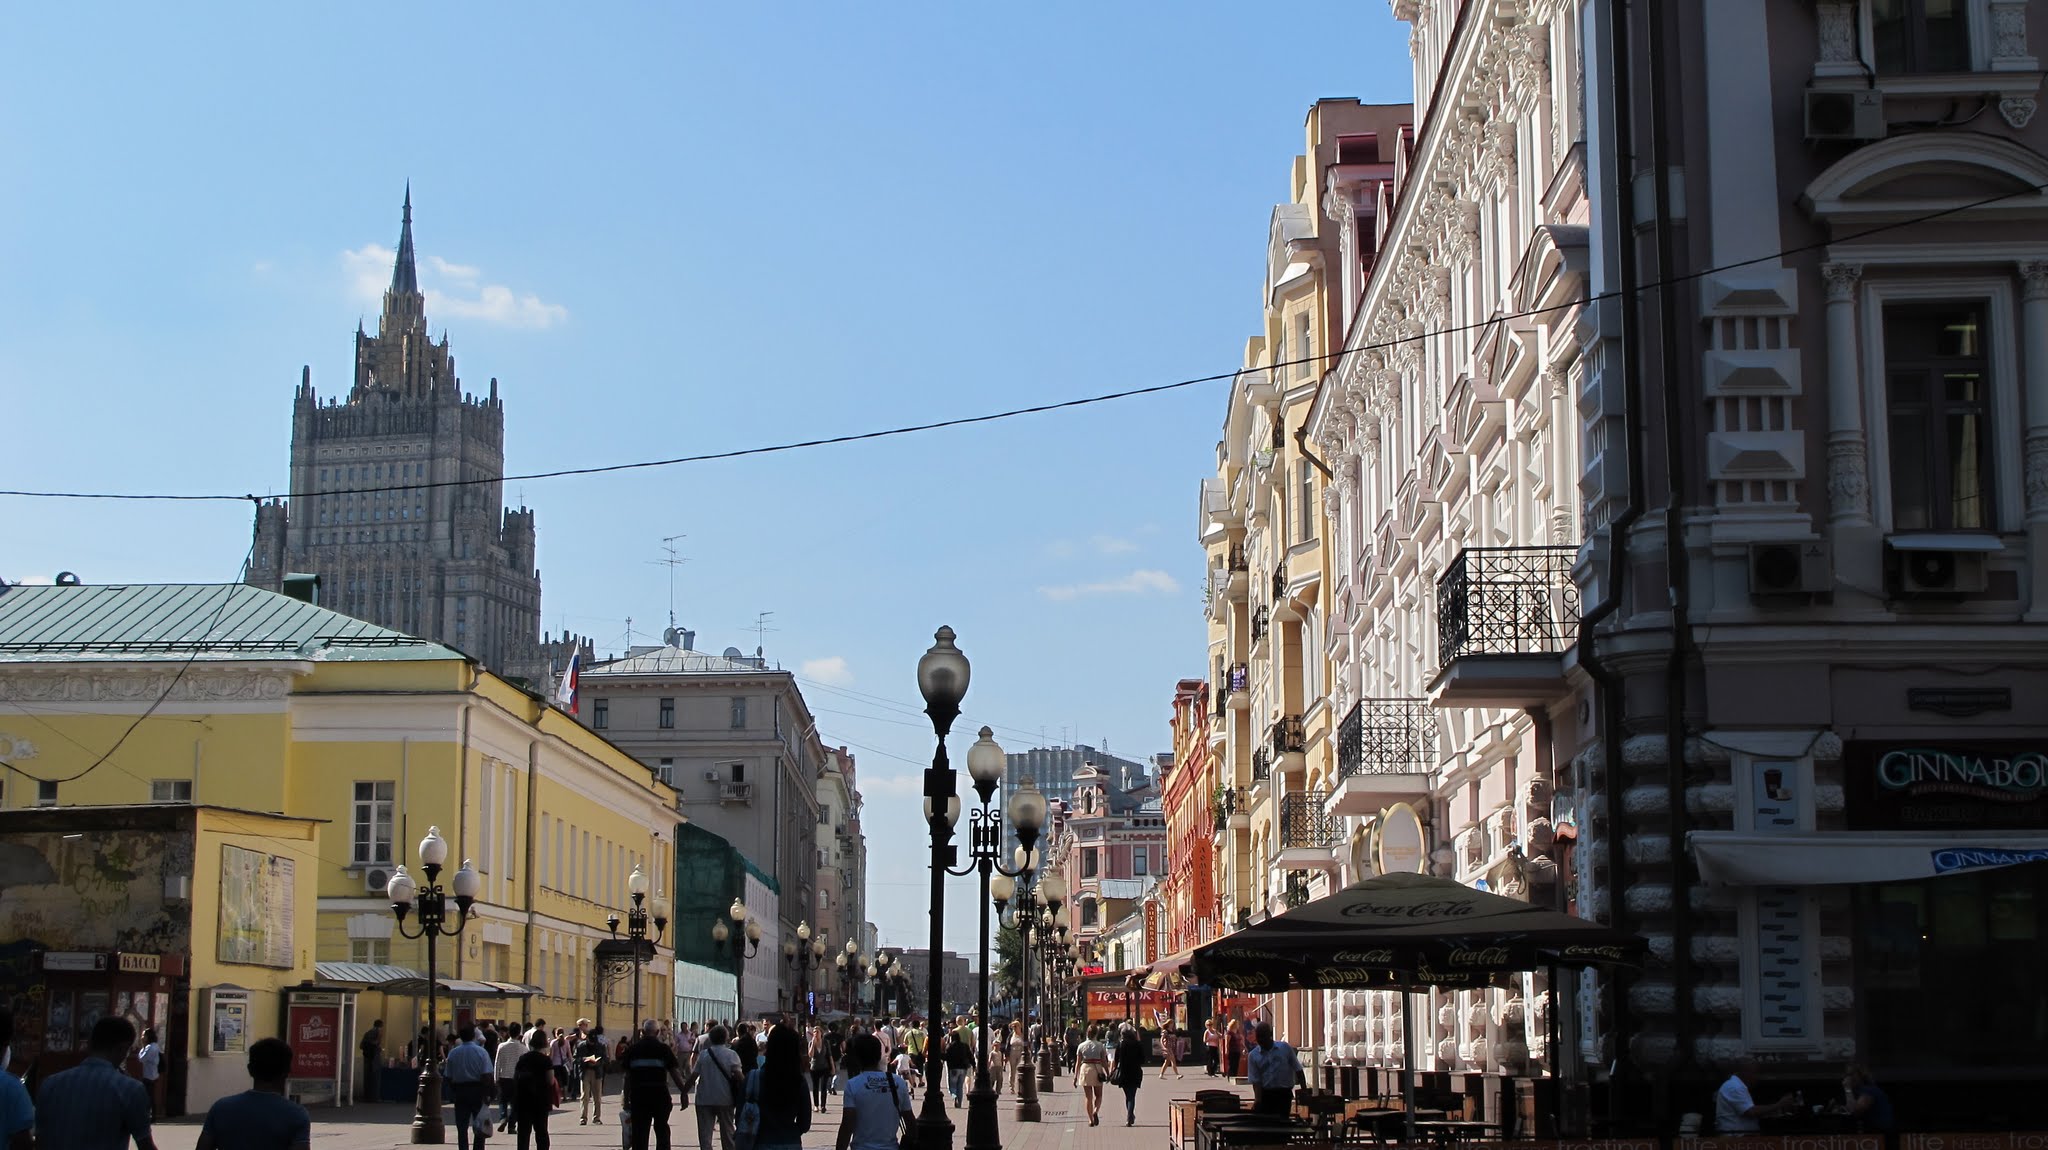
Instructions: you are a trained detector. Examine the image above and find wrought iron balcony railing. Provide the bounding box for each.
[1212,687,1228,716]
[1269,715,1305,758]
[1336,698,1436,777]
[1227,662,1249,693]
[1251,603,1270,644]
[1279,790,1341,849]
[1227,543,1248,572]
[1272,564,1288,603]
[1251,747,1272,782]
[1435,545,1581,666]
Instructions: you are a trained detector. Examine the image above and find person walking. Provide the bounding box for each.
[808,1025,834,1113]
[943,1026,973,1108]
[192,1036,311,1150]
[0,1009,31,1150]
[359,1019,385,1102]
[752,1025,812,1150]
[624,1019,691,1150]
[576,1027,609,1126]
[135,1026,165,1116]
[834,1034,911,1150]
[495,1020,527,1134]
[444,1024,497,1150]
[1245,1022,1303,1118]
[1201,1019,1222,1076]
[1160,1022,1184,1078]
[512,1033,557,1150]
[1075,1024,1109,1127]
[35,1016,156,1150]
[694,1025,745,1150]
[1112,1023,1146,1127]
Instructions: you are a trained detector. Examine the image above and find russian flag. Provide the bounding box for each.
[555,651,581,714]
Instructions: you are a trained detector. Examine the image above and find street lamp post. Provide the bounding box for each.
[387,827,478,1145]
[1036,874,1066,1092]
[914,626,969,1150]
[712,899,762,1022]
[782,921,828,1026]
[947,729,1044,1150]
[992,870,1041,1122]
[605,865,670,1032]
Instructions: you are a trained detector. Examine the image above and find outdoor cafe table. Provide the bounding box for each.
[1197,1114,1321,1150]
[1412,1119,1505,1146]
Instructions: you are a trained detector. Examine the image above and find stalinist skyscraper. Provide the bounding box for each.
[247,189,545,682]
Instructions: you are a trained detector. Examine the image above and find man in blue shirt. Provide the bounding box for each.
[1244,1022,1303,1117]
[34,1015,155,1150]
[0,1009,32,1150]
[442,1023,497,1150]
[195,1036,311,1150]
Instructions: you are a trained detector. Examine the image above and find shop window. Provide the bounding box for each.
[1858,866,2048,1068]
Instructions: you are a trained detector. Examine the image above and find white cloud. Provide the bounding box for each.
[1091,534,1138,555]
[801,656,855,686]
[1037,568,1180,602]
[1044,539,1077,559]
[341,243,567,330]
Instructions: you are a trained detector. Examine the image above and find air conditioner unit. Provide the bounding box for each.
[703,769,722,783]
[720,782,754,804]
[364,866,393,896]
[1804,88,1886,140]
[1748,540,1832,597]
[1890,542,1991,596]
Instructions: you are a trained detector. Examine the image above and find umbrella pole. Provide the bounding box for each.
[1402,986,1417,1147]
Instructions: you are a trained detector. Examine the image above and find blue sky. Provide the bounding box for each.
[0,3,1412,956]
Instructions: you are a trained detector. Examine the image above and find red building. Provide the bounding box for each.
[1160,678,1216,960]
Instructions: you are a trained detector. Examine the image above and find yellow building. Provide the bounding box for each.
[0,580,678,1101]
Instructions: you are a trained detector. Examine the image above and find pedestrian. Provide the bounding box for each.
[943,1026,973,1108]
[1161,1022,1184,1078]
[1201,1019,1221,1076]
[135,1026,165,1115]
[1223,1022,1243,1079]
[732,1023,759,1072]
[1075,1024,1109,1127]
[1244,1021,1303,1117]
[444,1023,497,1150]
[808,1025,833,1113]
[694,1024,744,1150]
[1063,1022,1081,1073]
[624,1019,691,1150]
[191,1036,311,1150]
[360,1019,386,1102]
[576,1027,609,1126]
[495,1017,527,1134]
[834,1034,911,1150]
[0,1009,34,1150]
[34,1015,155,1150]
[513,1033,557,1150]
[752,1024,811,1150]
[1113,1023,1146,1127]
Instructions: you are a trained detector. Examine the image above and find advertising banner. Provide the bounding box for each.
[288,1002,341,1080]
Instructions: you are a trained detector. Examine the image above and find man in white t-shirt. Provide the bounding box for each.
[1716,1059,1795,1133]
[837,1034,911,1150]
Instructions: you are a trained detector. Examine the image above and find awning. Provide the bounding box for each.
[311,963,532,997]
[314,962,426,986]
[1690,830,2048,886]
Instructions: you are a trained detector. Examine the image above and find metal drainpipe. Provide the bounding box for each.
[1573,0,1648,1127]
[1644,0,1696,1094]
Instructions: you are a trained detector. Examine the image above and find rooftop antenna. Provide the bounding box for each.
[625,615,633,648]
[750,611,778,659]
[648,534,689,631]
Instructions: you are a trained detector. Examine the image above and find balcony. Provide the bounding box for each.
[1242,367,1278,406]
[1270,563,1298,620]
[1328,698,1435,814]
[1251,746,1272,784]
[1431,546,1581,707]
[1276,789,1342,869]
[1269,715,1306,771]
[1226,663,1250,711]
[1250,603,1270,650]
[1225,543,1249,599]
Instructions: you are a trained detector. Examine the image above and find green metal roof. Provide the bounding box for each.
[0,582,466,664]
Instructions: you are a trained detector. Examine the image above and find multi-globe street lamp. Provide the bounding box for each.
[782,920,829,1023]
[601,864,670,1034]
[943,728,1044,1150]
[837,939,863,1010]
[387,827,478,1145]
[711,897,762,1019]
[914,626,970,1150]
[991,867,1043,1122]
[870,950,909,1017]
[1035,876,1068,1091]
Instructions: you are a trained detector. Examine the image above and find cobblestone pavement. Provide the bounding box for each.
[148,1067,1244,1150]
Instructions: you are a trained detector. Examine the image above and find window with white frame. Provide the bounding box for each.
[352,781,395,865]
[1884,301,1995,531]
[350,938,391,965]
[150,779,192,803]
[1871,0,1970,73]
[1864,279,2020,533]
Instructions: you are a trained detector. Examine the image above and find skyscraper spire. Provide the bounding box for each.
[390,183,418,296]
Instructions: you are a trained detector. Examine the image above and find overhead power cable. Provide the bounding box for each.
[3,176,2043,507]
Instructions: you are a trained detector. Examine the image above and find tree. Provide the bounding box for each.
[994,921,1024,1002]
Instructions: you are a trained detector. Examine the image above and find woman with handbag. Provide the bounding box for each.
[1075,1025,1110,1127]
[750,1025,812,1150]
[1112,1023,1147,1127]
[808,1024,834,1114]
[834,1033,913,1150]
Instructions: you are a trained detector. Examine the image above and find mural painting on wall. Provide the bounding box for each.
[0,832,192,956]
[218,845,295,969]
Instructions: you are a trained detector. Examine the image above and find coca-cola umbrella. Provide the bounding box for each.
[1189,871,1644,1141]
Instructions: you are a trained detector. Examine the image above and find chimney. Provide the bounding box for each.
[680,629,695,651]
[281,573,321,605]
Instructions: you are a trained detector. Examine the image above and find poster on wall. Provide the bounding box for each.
[1751,760,1801,830]
[1845,742,2048,829]
[287,1000,342,1081]
[1752,886,1814,1043]
[210,990,249,1056]
[218,845,296,968]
